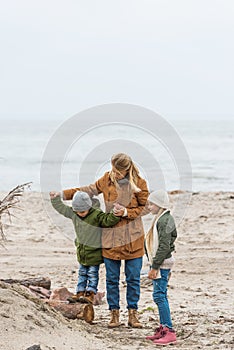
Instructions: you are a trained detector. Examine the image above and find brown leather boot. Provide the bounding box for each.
[108,309,121,328]
[128,309,143,328]
[67,291,85,303]
[83,291,95,304]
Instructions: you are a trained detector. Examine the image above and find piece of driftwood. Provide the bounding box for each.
[1,277,51,290]
[29,285,51,299]
[49,286,72,301]
[0,182,32,243]
[48,287,94,323]
[48,300,94,323]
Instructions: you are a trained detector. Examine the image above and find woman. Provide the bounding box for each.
[63,153,149,328]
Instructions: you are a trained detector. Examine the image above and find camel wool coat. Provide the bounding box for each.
[63,171,149,260]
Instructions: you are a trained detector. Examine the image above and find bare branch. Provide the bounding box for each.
[0,182,32,244]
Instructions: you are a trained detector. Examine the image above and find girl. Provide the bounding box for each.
[145,190,177,345]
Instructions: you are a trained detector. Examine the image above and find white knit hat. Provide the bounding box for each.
[148,190,170,209]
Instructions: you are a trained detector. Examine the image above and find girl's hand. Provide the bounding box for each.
[49,191,60,199]
[148,268,158,279]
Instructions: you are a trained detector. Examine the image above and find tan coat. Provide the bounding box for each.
[63,172,149,260]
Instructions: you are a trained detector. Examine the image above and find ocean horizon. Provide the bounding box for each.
[0,117,233,193]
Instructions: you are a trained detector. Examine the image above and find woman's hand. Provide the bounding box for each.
[113,203,125,216]
[148,268,158,279]
[49,191,61,199]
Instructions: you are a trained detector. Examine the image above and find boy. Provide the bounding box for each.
[145,190,177,346]
[50,191,120,304]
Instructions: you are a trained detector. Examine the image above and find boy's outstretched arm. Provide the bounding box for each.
[50,191,60,199]
[97,210,120,227]
[50,192,74,219]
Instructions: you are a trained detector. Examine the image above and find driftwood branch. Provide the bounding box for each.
[0,277,51,290]
[0,182,32,243]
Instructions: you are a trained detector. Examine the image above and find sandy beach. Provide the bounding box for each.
[0,191,233,350]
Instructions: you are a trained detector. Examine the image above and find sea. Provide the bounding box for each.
[0,117,233,193]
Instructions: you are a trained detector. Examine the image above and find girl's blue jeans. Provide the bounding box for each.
[104,257,142,310]
[152,268,173,329]
[76,264,100,294]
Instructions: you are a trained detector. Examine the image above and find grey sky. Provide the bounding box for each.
[0,0,234,120]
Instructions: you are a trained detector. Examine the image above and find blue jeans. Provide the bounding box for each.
[152,268,173,329]
[104,257,142,310]
[76,264,100,294]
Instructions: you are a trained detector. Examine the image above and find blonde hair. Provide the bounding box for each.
[110,153,141,192]
[145,208,164,263]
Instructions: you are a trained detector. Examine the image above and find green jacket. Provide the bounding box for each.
[51,197,120,266]
[152,211,177,270]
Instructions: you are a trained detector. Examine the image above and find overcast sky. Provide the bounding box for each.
[0,0,234,121]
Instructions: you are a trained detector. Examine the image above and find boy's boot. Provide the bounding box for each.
[153,327,177,345]
[146,325,163,340]
[83,291,95,304]
[67,291,85,303]
[128,309,143,328]
[108,309,121,328]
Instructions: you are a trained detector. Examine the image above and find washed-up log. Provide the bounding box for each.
[29,285,51,298]
[1,277,51,290]
[49,286,72,301]
[48,287,94,323]
[48,300,94,323]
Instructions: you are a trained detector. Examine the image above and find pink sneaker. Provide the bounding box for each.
[153,327,177,346]
[146,325,163,341]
